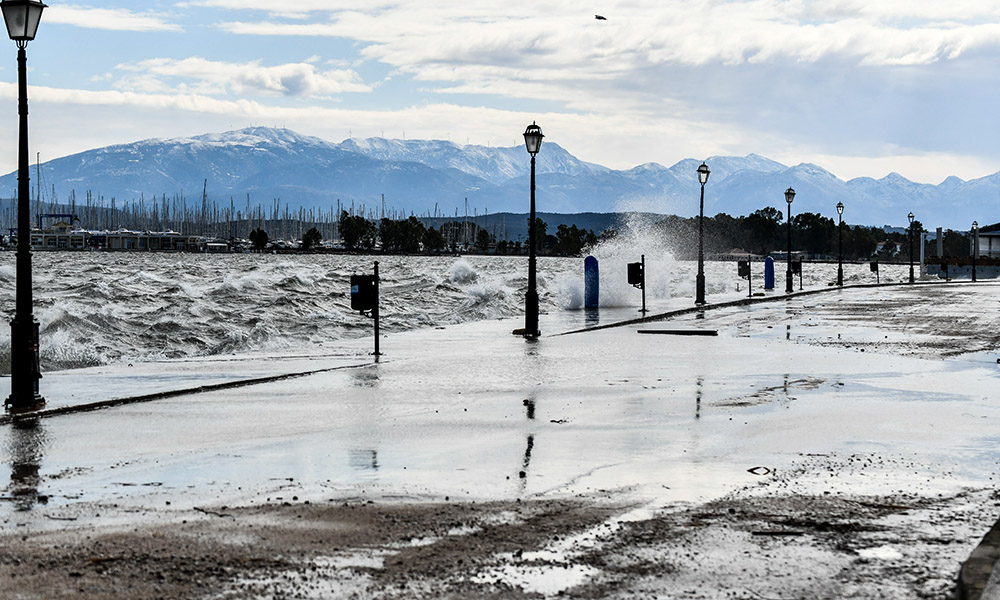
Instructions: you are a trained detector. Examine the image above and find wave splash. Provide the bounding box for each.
[0,253,579,372]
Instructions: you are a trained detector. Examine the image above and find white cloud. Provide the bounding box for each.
[212,1,1000,71]
[177,0,397,19]
[2,1,998,190]
[44,6,182,32]
[113,57,371,97]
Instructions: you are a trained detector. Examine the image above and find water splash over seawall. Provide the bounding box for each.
[558,213,683,309]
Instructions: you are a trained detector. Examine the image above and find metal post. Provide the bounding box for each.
[373,260,381,356]
[972,227,978,283]
[837,213,843,286]
[640,254,647,314]
[525,154,539,338]
[6,43,44,413]
[785,202,793,294]
[696,181,706,305]
[908,224,914,284]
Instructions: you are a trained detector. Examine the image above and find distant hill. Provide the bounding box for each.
[1,126,995,230]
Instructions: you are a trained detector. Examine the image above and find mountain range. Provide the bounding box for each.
[0,126,995,230]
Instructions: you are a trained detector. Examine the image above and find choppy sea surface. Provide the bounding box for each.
[0,230,911,373]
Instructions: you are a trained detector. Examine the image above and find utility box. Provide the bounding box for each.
[737,260,750,278]
[627,262,643,287]
[791,260,802,275]
[351,274,377,313]
[869,261,879,273]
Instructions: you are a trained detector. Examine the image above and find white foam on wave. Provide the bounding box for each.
[0,252,587,373]
[448,259,479,285]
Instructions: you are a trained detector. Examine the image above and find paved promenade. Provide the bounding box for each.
[1,282,999,599]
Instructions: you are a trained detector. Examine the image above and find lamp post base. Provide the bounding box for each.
[909,266,915,284]
[524,290,540,338]
[837,266,843,287]
[695,273,706,305]
[785,272,794,294]
[5,318,44,413]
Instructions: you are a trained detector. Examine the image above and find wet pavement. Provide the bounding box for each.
[2,281,1000,598]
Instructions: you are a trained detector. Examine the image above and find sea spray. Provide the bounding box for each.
[558,213,682,309]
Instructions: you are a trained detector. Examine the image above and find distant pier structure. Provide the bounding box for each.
[14,218,207,251]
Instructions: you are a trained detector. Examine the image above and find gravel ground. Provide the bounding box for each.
[2,479,995,599]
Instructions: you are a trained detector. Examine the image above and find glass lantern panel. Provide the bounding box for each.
[1,4,26,40]
[24,2,42,40]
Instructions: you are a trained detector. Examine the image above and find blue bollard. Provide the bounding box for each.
[764,256,775,290]
[584,256,599,308]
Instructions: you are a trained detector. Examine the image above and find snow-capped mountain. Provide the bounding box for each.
[1,126,996,229]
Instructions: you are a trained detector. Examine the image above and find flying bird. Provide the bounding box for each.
[595,14,607,20]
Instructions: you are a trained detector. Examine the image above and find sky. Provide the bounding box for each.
[0,1,998,185]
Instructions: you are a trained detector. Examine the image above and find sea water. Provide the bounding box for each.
[0,228,908,373]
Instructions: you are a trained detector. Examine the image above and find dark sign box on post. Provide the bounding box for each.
[351,274,377,312]
[627,262,643,286]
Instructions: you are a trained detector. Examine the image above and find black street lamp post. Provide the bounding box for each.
[695,162,710,305]
[523,122,543,338]
[2,0,45,413]
[908,212,915,284]
[972,221,978,283]
[836,201,844,286]
[785,187,795,294]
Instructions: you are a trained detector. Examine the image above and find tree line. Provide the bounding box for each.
[658,208,975,261]
[253,208,977,261]
[333,211,599,255]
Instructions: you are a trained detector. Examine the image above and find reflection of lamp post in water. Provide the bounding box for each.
[522,122,543,338]
[8,417,46,511]
[695,162,710,305]
[836,202,844,286]
[2,0,46,413]
[785,187,795,294]
[908,212,915,284]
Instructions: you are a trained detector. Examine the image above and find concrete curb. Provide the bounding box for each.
[0,361,373,426]
[554,278,969,337]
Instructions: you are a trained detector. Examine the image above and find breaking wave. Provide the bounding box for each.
[0,252,583,373]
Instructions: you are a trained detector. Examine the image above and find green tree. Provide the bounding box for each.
[249,227,269,251]
[476,228,491,252]
[301,227,322,250]
[843,225,878,259]
[339,211,377,251]
[742,207,782,254]
[379,218,400,252]
[944,230,971,258]
[553,223,596,256]
[792,212,835,255]
[401,216,426,253]
[529,217,548,254]
[422,226,446,253]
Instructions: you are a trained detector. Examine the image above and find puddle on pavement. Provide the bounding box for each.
[713,376,825,408]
